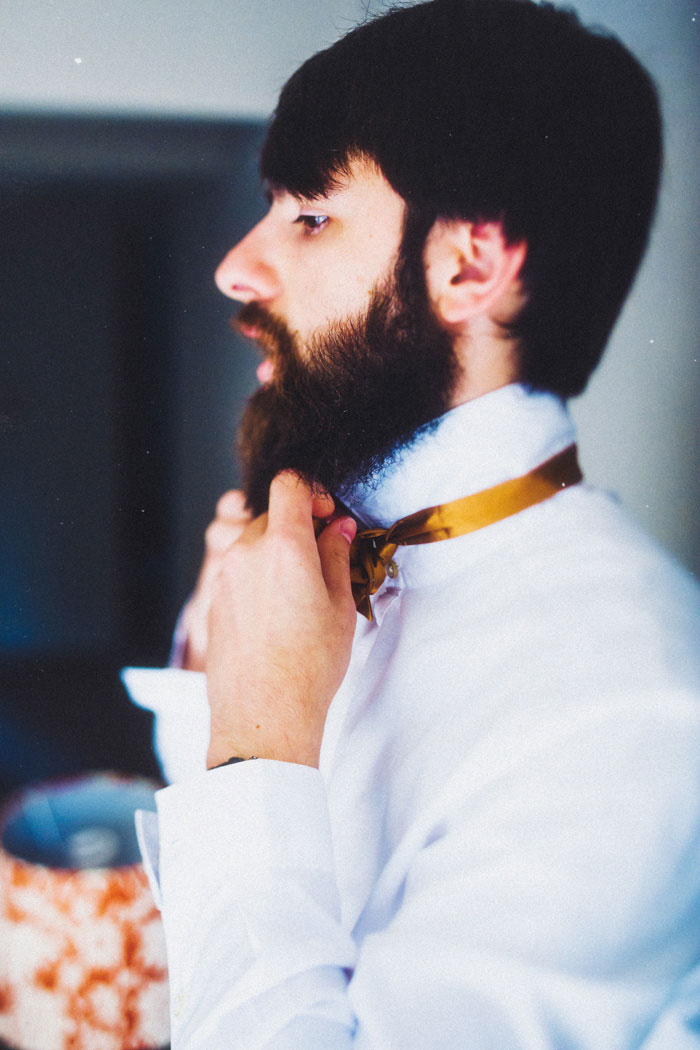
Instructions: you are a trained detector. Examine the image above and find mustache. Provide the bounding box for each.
[232,303,294,359]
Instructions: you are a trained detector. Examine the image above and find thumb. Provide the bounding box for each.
[317,516,357,610]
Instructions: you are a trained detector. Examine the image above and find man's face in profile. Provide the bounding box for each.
[215,159,457,516]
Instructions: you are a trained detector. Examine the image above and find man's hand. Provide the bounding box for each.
[205,472,358,769]
[179,491,252,671]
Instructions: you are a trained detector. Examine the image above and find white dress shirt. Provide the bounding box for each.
[123,384,700,1049]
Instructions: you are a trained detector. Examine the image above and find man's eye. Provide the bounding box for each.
[294,214,329,234]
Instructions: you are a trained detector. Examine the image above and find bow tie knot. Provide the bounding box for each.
[349,528,400,619]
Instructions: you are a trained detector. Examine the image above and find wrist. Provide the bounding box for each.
[206,739,246,770]
[207,732,321,770]
[208,755,258,770]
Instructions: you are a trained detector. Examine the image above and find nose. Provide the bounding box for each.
[214,220,281,303]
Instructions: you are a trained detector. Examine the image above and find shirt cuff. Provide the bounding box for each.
[121,667,210,783]
[135,807,162,909]
[155,759,339,899]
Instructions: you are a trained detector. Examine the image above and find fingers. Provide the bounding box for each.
[205,490,252,554]
[311,489,335,520]
[204,519,243,554]
[316,516,357,610]
[216,490,249,522]
[267,471,336,529]
[264,474,354,619]
[266,471,315,533]
[182,490,253,671]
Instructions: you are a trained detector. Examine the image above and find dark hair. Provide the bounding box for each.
[261,0,662,398]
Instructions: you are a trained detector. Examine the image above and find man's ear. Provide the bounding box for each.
[423,219,526,328]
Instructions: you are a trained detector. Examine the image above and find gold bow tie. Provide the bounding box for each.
[340,444,583,619]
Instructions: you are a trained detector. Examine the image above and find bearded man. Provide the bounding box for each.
[124,1,700,1047]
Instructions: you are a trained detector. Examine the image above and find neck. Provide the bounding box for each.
[447,328,520,407]
[343,384,575,529]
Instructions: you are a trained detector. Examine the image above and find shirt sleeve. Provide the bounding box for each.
[143,695,700,1050]
[152,760,358,1048]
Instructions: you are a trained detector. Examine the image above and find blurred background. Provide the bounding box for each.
[1,0,698,796]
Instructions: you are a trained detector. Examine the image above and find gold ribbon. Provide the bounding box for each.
[341,444,582,619]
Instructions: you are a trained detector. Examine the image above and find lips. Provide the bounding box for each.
[234,308,285,385]
[235,322,275,383]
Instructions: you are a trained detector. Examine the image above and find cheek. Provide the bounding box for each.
[283,221,401,337]
[288,270,376,338]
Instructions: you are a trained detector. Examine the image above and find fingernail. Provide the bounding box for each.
[337,517,357,544]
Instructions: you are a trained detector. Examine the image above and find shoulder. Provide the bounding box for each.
[387,484,700,771]
[426,484,699,686]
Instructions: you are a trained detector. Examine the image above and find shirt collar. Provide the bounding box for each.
[343,383,576,528]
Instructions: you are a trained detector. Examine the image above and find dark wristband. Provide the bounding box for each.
[210,756,258,770]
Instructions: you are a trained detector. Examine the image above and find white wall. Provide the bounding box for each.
[566,0,700,578]
[1,0,697,574]
[0,0,373,119]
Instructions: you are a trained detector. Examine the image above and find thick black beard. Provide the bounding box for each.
[237,247,458,517]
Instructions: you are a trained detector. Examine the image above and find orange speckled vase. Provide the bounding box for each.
[0,774,169,1050]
